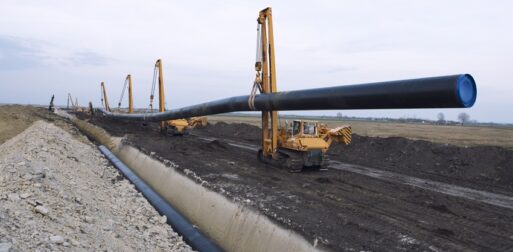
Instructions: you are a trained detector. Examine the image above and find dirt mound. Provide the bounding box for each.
[201,122,260,142]
[195,121,513,194]
[88,116,159,137]
[330,134,513,195]
[205,140,229,150]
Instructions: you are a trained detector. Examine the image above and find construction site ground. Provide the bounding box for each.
[85,113,513,252]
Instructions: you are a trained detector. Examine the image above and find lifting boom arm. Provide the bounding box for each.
[101,82,110,112]
[156,59,166,131]
[149,58,207,135]
[117,74,134,113]
[128,74,133,113]
[255,7,279,158]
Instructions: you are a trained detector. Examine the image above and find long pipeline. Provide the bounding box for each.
[98,145,223,252]
[99,74,477,122]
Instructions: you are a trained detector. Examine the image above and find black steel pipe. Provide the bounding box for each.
[98,145,223,252]
[99,74,476,122]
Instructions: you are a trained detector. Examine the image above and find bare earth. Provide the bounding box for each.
[0,107,192,251]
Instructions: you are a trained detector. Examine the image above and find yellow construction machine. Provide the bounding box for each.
[149,59,207,135]
[116,74,134,113]
[100,82,110,112]
[188,117,208,128]
[67,93,84,112]
[252,8,351,172]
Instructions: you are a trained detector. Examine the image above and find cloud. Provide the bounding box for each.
[317,65,358,74]
[69,51,110,66]
[0,36,43,70]
[0,1,512,123]
[0,35,110,70]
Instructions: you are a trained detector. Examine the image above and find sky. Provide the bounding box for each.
[0,1,512,123]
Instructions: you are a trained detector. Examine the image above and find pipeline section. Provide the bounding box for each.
[99,74,476,122]
[98,145,223,252]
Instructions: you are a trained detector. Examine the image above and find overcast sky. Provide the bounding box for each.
[1,1,512,123]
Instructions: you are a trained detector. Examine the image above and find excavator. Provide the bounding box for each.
[251,7,352,172]
[149,59,207,135]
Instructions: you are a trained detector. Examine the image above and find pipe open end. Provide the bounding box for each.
[457,74,477,108]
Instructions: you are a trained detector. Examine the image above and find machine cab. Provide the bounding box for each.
[291,120,317,137]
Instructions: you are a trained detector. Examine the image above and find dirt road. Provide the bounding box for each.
[87,116,513,252]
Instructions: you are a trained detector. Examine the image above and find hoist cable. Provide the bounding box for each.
[118,78,129,110]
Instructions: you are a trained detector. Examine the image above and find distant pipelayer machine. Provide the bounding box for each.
[99,7,477,171]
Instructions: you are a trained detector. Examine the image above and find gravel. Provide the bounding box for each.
[0,120,193,251]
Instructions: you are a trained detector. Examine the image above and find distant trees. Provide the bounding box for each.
[437,112,445,124]
[458,112,470,125]
[336,112,343,120]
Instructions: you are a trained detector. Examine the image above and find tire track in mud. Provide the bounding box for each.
[329,162,513,210]
[283,163,513,251]
[324,176,513,251]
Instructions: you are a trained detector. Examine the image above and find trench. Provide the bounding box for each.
[62,111,321,252]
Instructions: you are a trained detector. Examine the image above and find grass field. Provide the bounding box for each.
[207,114,513,149]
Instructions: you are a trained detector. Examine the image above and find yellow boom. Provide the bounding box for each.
[101,81,110,112]
[127,74,134,113]
[255,7,279,158]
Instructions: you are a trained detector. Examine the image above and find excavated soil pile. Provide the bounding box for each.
[193,120,513,195]
[0,117,192,251]
[87,116,513,252]
[332,135,513,196]
[189,121,513,195]
[200,121,260,143]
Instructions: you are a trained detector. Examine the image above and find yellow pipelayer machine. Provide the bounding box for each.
[150,59,207,135]
[252,7,351,172]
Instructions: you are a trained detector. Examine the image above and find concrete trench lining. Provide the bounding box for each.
[98,145,222,252]
[65,113,321,252]
[115,144,319,252]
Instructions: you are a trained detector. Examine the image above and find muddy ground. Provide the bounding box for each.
[86,115,513,252]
